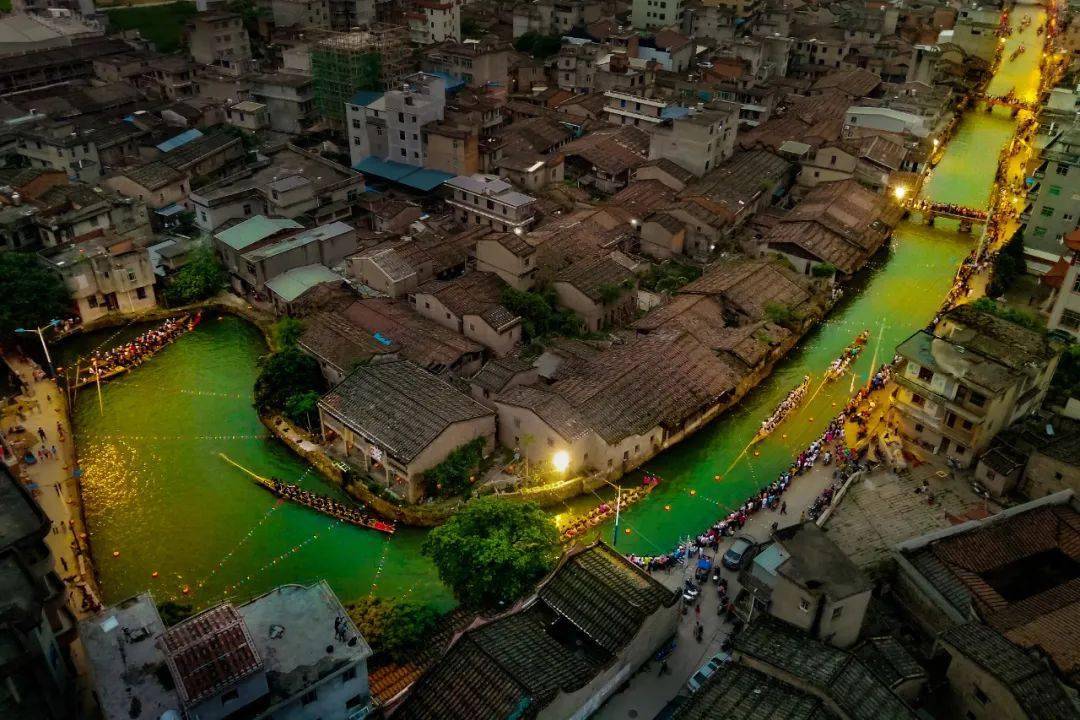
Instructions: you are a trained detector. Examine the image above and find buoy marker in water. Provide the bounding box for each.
[112,551,120,558]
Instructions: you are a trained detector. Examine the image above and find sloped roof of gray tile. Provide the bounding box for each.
[853,636,927,689]
[734,619,917,720]
[939,623,1080,720]
[319,360,492,464]
[673,663,836,720]
[471,356,533,393]
[538,543,677,653]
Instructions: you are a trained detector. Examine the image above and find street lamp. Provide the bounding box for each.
[551,450,570,473]
[15,319,60,376]
[892,185,909,202]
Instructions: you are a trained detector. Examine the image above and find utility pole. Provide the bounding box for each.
[15,320,60,377]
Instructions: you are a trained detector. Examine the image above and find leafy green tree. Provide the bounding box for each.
[254,348,323,412]
[165,246,227,306]
[596,282,626,305]
[460,16,482,37]
[513,32,562,59]
[1051,344,1080,399]
[284,390,320,430]
[811,262,837,278]
[0,253,69,339]
[422,497,559,609]
[764,302,795,327]
[346,596,441,661]
[501,286,582,342]
[273,317,304,349]
[988,232,1027,297]
[424,437,485,497]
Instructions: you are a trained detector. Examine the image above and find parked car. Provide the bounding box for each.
[686,650,732,692]
[721,535,758,570]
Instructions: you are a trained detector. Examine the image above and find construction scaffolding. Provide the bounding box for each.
[312,23,412,130]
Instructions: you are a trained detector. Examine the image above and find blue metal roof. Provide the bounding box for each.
[155,128,203,153]
[154,203,186,217]
[352,156,453,192]
[426,71,465,94]
[349,90,384,107]
[661,106,691,120]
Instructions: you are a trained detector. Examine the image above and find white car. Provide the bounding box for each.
[686,650,732,693]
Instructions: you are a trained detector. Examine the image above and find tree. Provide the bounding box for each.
[1051,344,1080,399]
[0,253,69,339]
[422,497,559,609]
[764,302,795,328]
[501,286,582,342]
[513,32,562,59]
[988,232,1027,297]
[273,317,304,349]
[460,16,482,37]
[424,437,485,497]
[284,390,320,430]
[165,246,227,306]
[157,601,194,626]
[346,596,441,661]
[254,348,323,412]
[970,297,1044,332]
[811,262,837,278]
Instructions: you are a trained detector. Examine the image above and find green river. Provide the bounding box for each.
[72,6,1045,609]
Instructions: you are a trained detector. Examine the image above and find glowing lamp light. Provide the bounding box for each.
[932,138,940,147]
[624,527,632,534]
[690,489,697,496]
[892,185,908,201]
[664,504,672,511]
[552,450,571,473]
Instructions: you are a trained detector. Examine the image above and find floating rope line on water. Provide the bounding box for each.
[97,433,268,441]
[217,519,341,601]
[194,467,315,590]
[178,389,247,399]
[367,534,393,599]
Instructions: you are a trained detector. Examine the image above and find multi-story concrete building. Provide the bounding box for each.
[889,304,1060,468]
[346,73,447,167]
[422,40,509,88]
[1021,121,1080,274]
[186,12,253,76]
[80,582,373,720]
[604,90,670,127]
[407,0,460,45]
[251,72,317,134]
[648,101,739,177]
[444,173,537,232]
[512,0,601,37]
[632,0,683,31]
[942,3,1000,63]
[1046,230,1080,339]
[258,0,331,29]
[44,235,157,322]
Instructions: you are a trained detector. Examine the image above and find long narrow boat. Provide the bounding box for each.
[753,375,810,443]
[220,454,396,535]
[824,330,870,381]
[68,312,202,389]
[559,476,659,541]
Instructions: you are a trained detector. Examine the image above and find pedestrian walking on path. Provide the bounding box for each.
[37,426,46,441]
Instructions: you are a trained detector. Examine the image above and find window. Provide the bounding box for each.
[136,287,147,300]
[1041,205,1055,217]
[1061,309,1080,330]
[961,419,973,430]
[301,690,317,706]
[831,605,843,620]
[968,391,987,407]
[399,130,406,140]
[918,366,934,382]
[973,685,989,705]
[799,598,811,612]
[398,112,404,122]
[910,393,925,407]
[352,118,362,129]
[915,423,924,433]
[346,693,367,709]
[546,437,554,447]
[1048,184,1062,196]
[1055,162,1069,176]
[353,136,363,146]
[1034,226,1048,237]
[221,689,239,705]
[343,666,357,683]
[1072,275,1080,293]
[87,295,98,309]
[127,270,136,282]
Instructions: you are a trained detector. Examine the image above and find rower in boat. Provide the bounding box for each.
[824,330,869,381]
[560,474,659,540]
[66,312,202,389]
[753,375,810,443]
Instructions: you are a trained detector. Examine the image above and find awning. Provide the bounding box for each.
[155,203,186,217]
[352,156,454,192]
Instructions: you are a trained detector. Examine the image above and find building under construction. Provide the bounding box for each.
[312,23,412,130]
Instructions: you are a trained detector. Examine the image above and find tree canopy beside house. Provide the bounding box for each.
[164,246,227,306]
[500,286,582,343]
[424,437,485,498]
[987,232,1027,297]
[970,297,1044,332]
[422,497,559,609]
[514,32,563,59]
[254,322,324,426]
[0,252,69,339]
[346,596,441,662]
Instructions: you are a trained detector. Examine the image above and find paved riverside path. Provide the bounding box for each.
[594,458,840,720]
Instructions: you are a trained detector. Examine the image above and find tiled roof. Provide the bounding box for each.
[341,298,483,372]
[417,272,519,331]
[608,180,677,216]
[853,637,927,690]
[679,258,813,321]
[161,131,240,170]
[636,157,696,185]
[561,125,650,174]
[298,311,398,372]
[539,543,677,653]
[555,255,635,302]
[939,623,1079,720]
[496,384,591,442]
[157,604,261,706]
[122,161,185,191]
[734,619,916,720]
[673,663,836,720]
[471,357,534,393]
[319,360,493,465]
[811,67,882,98]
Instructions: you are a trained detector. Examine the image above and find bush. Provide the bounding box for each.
[970,297,1044,332]
[500,286,582,342]
[765,302,796,328]
[514,32,562,58]
[640,262,702,294]
[1051,344,1080,399]
[272,317,304,349]
[165,246,227,306]
[424,437,485,497]
[811,262,838,278]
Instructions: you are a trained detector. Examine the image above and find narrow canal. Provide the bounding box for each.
[72,6,1045,608]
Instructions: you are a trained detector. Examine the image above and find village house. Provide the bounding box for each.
[553,255,638,332]
[102,162,191,217]
[250,72,317,135]
[444,174,538,232]
[468,356,537,408]
[237,221,360,294]
[213,215,304,292]
[648,101,739,178]
[974,414,1080,500]
[190,145,363,231]
[225,100,269,132]
[421,39,510,89]
[560,124,651,193]
[32,184,152,250]
[390,541,679,719]
[738,522,872,648]
[412,272,522,357]
[156,131,247,189]
[80,582,373,720]
[890,304,1060,468]
[765,178,902,275]
[44,236,157,323]
[185,12,252,76]
[474,229,538,290]
[301,297,484,382]
[346,227,477,298]
[319,360,495,502]
[893,491,1080,715]
[496,153,565,193]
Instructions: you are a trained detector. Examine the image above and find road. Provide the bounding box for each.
[594,457,840,720]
